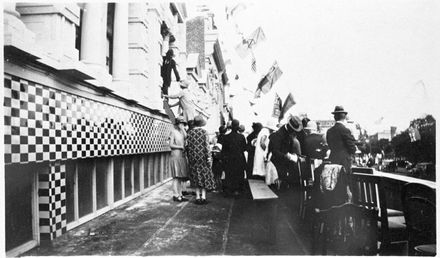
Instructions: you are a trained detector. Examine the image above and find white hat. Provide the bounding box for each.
[305,121,318,131]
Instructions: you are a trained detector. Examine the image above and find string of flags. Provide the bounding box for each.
[227,6,295,122]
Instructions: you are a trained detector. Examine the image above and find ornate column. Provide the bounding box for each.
[80,3,109,81]
[112,3,131,96]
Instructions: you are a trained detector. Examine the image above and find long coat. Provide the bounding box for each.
[268,126,301,181]
[221,131,246,192]
[326,122,357,174]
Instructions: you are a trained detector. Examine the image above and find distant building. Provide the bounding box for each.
[315,120,335,134]
[186,11,228,133]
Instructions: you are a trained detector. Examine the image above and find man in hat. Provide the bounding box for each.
[268,115,302,190]
[245,122,263,180]
[163,80,195,128]
[304,120,328,160]
[326,106,357,174]
[221,119,247,197]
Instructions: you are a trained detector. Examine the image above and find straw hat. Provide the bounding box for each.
[287,116,303,132]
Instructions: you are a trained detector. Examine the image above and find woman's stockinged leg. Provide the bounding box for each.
[195,188,201,200]
[201,188,206,200]
[172,178,179,197]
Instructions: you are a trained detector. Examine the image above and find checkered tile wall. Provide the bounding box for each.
[3,74,172,165]
[39,161,67,240]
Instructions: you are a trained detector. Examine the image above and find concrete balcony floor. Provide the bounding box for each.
[23,180,407,256]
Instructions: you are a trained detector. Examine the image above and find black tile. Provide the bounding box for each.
[20,153,28,162]
[4,97,11,107]
[4,78,11,88]
[20,83,27,92]
[20,136,28,144]
[4,116,11,126]
[28,94,35,103]
[29,145,36,152]
[11,144,20,153]
[20,100,27,109]
[11,107,19,117]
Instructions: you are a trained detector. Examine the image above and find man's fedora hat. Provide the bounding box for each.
[331,105,348,114]
[287,116,303,132]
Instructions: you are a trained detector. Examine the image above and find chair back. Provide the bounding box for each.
[401,183,436,254]
[350,173,386,214]
[312,203,379,255]
[350,173,389,232]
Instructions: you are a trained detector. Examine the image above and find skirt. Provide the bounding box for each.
[170,149,188,179]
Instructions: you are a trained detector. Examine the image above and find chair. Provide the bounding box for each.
[297,156,314,219]
[312,202,379,255]
[350,173,406,252]
[401,183,436,256]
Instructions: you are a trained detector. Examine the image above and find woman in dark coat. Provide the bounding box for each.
[221,119,247,197]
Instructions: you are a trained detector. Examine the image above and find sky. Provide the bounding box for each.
[198,0,440,134]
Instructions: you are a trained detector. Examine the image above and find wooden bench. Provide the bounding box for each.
[248,179,278,200]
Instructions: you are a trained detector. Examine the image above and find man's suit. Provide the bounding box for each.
[326,122,357,174]
[161,57,180,94]
[268,126,301,182]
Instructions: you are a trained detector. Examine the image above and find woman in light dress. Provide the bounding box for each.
[252,119,278,185]
[169,117,189,202]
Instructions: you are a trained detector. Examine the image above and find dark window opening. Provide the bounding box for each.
[75,9,83,57]
[106,3,115,75]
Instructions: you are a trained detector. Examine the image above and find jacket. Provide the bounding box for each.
[326,122,356,174]
[268,125,301,179]
[161,57,180,86]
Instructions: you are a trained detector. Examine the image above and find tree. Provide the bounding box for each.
[391,114,436,163]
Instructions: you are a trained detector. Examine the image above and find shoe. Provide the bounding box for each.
[201,198,208,205]
[180,196,189,202]
[194,198,202,205]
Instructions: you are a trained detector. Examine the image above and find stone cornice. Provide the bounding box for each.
[16,3,81,25]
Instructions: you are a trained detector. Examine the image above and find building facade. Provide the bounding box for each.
[185,12,229,134]
[3,2,195,256]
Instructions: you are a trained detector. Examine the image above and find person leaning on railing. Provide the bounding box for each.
[163,80,195,129]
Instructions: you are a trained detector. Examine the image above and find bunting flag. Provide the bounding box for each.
[251,55,257,73]
[254,61,283,98]
[272,93,282,119]
[279,93,296,122]
[235,27,266,58]
[226,3,247,20]
[246,27,266,48]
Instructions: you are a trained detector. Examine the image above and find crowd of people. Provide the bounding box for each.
[165,79,358,209]
[161,51,356,207]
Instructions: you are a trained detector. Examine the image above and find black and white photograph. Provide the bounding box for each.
[2,0,438,256]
